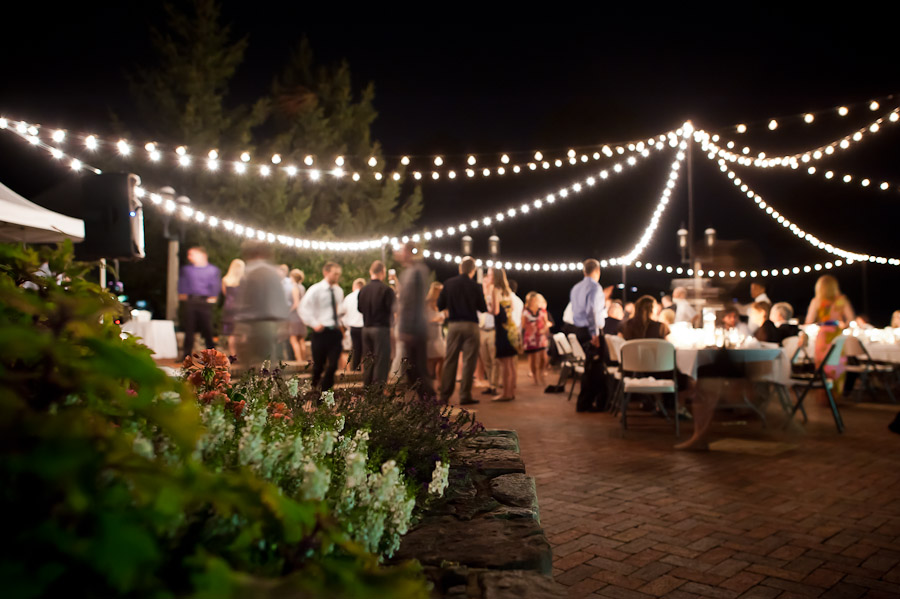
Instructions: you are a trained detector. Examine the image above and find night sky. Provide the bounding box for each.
[2,6,899,322]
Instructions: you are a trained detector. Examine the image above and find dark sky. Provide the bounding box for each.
[2,6,899,321]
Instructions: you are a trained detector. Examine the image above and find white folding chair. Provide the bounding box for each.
[617,339,679,436]
[552,332,582,398]
[843,336,897,403]
[565,333,587,401]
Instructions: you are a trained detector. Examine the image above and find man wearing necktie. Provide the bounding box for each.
[299,262,344,391]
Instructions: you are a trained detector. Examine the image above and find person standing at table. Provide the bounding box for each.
[221,258,244,357]
[299,262,344,391]
[570,259,609,412]
[341,278,366,371]
[358,260,395,386]
[438,257,488,406]
[178,246,221,359]
[805,275,855,391]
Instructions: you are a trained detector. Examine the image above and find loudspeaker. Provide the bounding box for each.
[34,172,145,261]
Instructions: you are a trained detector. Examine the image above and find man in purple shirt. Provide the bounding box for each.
[178,246,221,359]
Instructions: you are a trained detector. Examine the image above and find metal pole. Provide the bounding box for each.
[166,239,180,322]
[862,262,869,317]
[687,136,694,271]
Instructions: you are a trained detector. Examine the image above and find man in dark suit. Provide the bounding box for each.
[438,257,488,406]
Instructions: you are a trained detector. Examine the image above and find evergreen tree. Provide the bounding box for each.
[115,0,420,314]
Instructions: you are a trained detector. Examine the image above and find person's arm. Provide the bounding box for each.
[805,298,818,325]
[490,288,500,316]
[290,284,301,312]
[475,283,488,313]
[299,285,323,331]
[841,297,855,328]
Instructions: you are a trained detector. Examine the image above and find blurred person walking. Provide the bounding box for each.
[221,258,244,357]
[395,243,435,398]
[233,243,289,370]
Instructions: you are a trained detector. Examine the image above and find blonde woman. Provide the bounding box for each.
[288,269,307,363]
[522,293,550,386]
[804,275,854,388]
[221,258,245,357]
[488,268,521,401]
[425,282,447,381]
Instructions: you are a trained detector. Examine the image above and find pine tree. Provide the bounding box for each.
[115,0,420,313]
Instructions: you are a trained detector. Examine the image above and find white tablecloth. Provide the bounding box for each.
[866,343,900,364]
[675,347,787,383]
[122,320,179,359]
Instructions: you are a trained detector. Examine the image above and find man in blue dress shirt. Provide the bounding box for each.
[178,246,221,359]
[569,259,609,412]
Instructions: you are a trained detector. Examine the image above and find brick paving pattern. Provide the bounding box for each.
[469,362,900,598]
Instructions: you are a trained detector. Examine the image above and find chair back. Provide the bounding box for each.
[620,339,676,373]
[842,335,865,358]
[782,335,801,363]
[567,333,587,361]
[823,335,848,367]
[553,332,572,356]
[606,334,625,362]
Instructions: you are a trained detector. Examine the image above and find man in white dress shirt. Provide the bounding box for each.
[299,262,344,391]
[341,278,366,371]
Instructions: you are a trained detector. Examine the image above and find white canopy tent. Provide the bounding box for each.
[0,180,85,243]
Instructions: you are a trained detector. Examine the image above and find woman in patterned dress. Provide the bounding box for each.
[804,275,855,392]
[522,293,550,386]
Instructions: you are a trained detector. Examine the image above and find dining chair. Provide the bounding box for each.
[616,339,679,436]
[552,332,582,399]
[786,335,847,433]
[843,336,897,403]
[565,333,588,401]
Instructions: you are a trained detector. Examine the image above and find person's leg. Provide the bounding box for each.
[440,324,464,402]
[196,303,216,350]
[228,335,238,358]
[435,357,443,382]
[488,332,501,390]
[509,357,517,397]
[289,335,302,362]
[362,328,375,386]
[498,357,513,398]
[374,327,392,383]
[537,351,548,386]
[322,329,342,390]
[182,302,197,358]
[310,331,326,388]
[407,336,435,399]
[350,327,363,371]
[528,353,537,384]
[478,331,495,391]
[459,324,481,403]
[675,378,720,450]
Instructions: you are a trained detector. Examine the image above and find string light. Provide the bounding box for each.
[712,158,900,266]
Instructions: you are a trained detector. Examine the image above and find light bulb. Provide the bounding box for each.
[241,152,250,162]
[434,156,443,166]
[52,130,65,143]
[804,113,814,123]
[304,155,314,166]
[208,149,218,159]
[501,154,509,163]
[368,157,377,167]
[870,101,879,111]
[467,155,476,165]
[117,140,131,155]
[737,124,747,133]
[838,106,848,116]
[271,154,281,164]
[335,155,344,166]
[768,120,778,130]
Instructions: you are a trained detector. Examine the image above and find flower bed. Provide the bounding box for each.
[0,242,480,599]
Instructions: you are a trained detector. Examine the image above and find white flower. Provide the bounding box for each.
[428,460,450,497]
[286,377,300,397]
[301,461,332,501]
[321,389,335,407]
[334,414,345,433]
[133,435,155,460]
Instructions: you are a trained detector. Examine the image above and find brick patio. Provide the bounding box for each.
[468,361,900,598]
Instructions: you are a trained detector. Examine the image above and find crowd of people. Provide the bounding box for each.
[178,245,900,440]
[176,244,556,401]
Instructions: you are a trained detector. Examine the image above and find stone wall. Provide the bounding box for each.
[394,430,566,599]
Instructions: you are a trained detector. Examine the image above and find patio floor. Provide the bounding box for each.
[464,361,900,598]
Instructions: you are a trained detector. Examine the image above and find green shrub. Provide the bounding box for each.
[0,242,428,599]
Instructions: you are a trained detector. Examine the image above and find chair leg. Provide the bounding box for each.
[786,382,812,428]
[823,373,845,433]
[621,392,630,432]
[567,373,578,401]
[609,380,623,415]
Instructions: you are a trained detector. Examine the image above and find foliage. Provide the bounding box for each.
[178,355,473,556]
[115,0,420,310]
[0,242,428,599]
